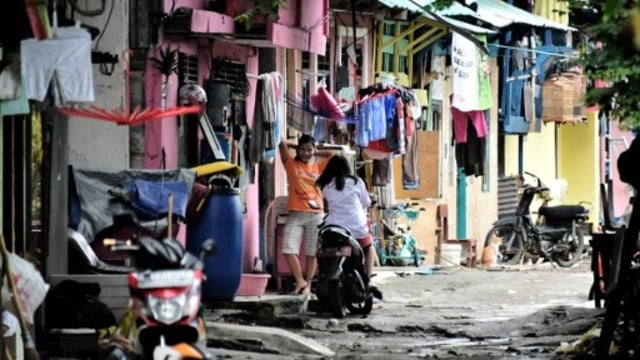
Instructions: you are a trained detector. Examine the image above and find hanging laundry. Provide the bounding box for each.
[248,72,284,181]
[20,26,94,103]
[403,129,419,189]
[372,158,392,186]
[402,99,419,189]
[355,93,391,147]
[450,92,487,177]
[455,118,486,177]
[451,105,488,144]
[451,32,491,112]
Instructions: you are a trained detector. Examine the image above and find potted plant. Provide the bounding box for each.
[234,0,287,32]
[151,46,178,109]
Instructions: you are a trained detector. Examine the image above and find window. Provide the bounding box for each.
[380,21,410,76]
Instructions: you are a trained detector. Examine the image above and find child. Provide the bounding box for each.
[279,134,332,295]
[316,155,382,299]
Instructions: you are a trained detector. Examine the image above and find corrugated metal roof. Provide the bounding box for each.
[475,0,575,31]
[431,14,495,34]
[378,0,575,32]
[377,0,496,34]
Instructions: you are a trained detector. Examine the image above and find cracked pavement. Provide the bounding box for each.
[207,259,602,359]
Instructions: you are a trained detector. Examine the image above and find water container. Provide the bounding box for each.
[439,243,462,266]
[187,188,243,301]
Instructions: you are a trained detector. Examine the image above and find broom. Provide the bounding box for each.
[0,234,40,360]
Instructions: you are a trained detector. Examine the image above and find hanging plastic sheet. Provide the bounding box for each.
[123,180,189,221]
[69,167,196,242]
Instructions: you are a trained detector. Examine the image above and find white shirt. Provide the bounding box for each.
[322,177,371,239]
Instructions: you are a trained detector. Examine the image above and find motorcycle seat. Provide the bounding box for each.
[319,224,353,242]
[539,205,587,219]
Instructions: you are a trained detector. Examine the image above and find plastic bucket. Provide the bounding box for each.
[440,243,462,266]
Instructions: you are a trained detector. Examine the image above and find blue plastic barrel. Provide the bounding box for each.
[187,188,243,301]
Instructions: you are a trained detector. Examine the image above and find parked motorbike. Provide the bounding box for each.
[485,172,590,267]
[314,224,373,318]
[103,213,217,360]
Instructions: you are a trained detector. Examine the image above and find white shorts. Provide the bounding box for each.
[282,211,323,256]
[21,27,94,103]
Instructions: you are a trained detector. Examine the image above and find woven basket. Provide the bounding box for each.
[542,75,576,123]
[561,71,587,118]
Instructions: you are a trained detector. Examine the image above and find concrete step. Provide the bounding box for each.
[206,322,335,357]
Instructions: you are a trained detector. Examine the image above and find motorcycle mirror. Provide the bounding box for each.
[201,239,217,257]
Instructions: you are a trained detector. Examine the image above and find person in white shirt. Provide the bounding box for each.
[315,155,376,279]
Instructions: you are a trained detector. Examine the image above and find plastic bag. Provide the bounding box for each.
[4,253,50,324]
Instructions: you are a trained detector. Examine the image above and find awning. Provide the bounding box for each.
[378,0,575,32]
[474,0,575,31]
[377,0,496,34]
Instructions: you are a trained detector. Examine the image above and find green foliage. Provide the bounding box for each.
[151,46,178,78]
[569,0,640,128]
[234,0,287,32]
[424,0,455,11]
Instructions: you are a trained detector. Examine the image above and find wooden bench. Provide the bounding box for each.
[45,274,130,357]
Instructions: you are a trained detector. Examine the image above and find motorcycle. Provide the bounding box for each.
[485,172,590,267]
[314,224,373,318]
[102,213,217,360]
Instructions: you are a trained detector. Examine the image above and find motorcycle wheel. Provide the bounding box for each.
[484,225,525,265]
[553,226,585,267]
[328,280,347,318]
[347,293,373,316]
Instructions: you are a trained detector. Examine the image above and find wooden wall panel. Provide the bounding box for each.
[393,131,440,199]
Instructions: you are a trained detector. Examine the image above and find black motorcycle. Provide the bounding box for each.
[314,224,373,318]
[485,172,590,267]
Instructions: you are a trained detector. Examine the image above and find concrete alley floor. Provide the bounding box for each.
[206,258,603,359]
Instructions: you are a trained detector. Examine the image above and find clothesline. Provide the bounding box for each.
[487,43,579,58]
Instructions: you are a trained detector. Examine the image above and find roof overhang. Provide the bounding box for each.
[377,0,576,33]
[474,0,576,32]
[378,0,497,35]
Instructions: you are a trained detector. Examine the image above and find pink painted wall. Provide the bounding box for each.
[598,116,634,219]
[164,0,206,10]
[143,35,260,273]
[610,123,634,218]
[198,41,260,273]
[149,0,329,272]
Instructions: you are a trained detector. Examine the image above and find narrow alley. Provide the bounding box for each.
[207,259,600,359]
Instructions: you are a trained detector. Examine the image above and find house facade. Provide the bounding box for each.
[1,0,620,286]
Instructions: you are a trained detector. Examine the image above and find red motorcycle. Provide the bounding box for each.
[103,213,216,360]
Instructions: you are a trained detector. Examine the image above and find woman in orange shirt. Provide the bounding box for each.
[279,134,334,295]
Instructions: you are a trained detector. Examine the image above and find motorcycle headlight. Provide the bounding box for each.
[148,294,186,324]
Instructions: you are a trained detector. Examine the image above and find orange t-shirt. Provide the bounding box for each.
[284,157,328,213]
